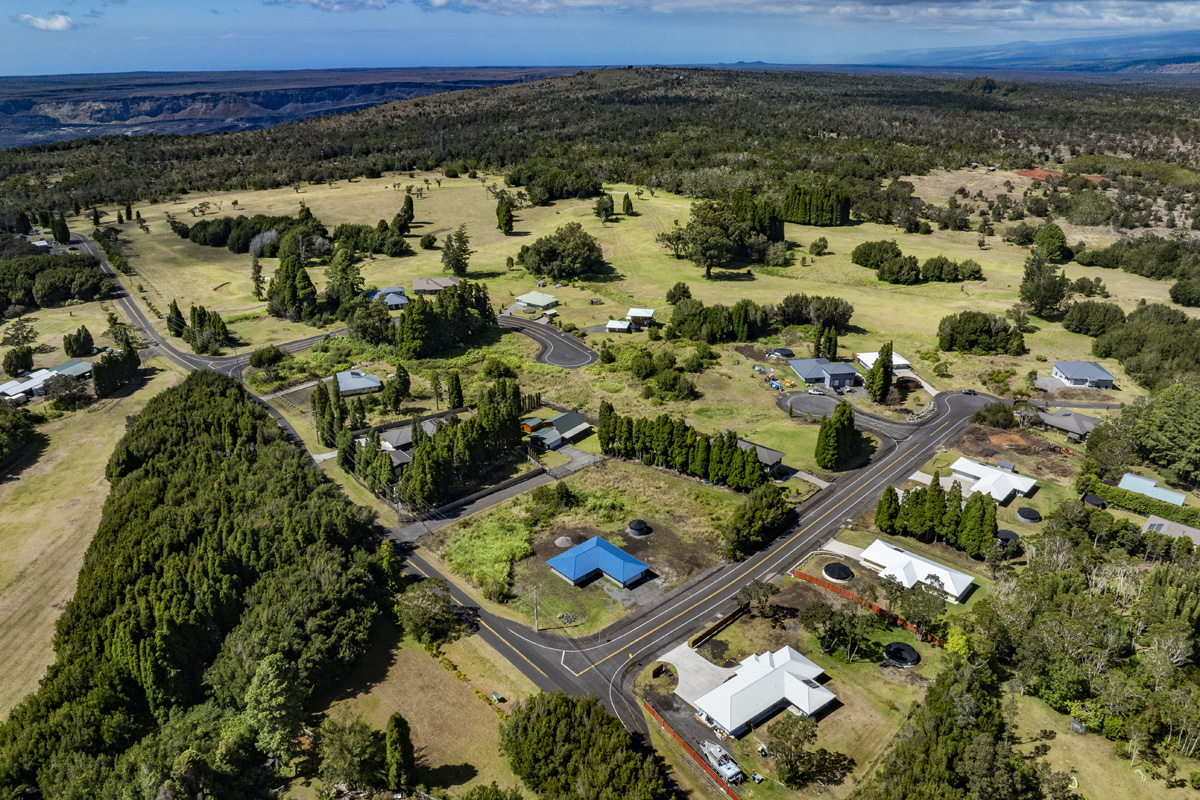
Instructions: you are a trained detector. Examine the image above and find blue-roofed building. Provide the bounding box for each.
[366,286,409,311]
[336,370,383,396]
[1052,361,1115,389]
[1119,473,1186,506]
[788,358,860,389]
[546,536,650,588]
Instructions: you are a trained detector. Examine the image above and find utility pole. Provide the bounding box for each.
[533,585,539,632]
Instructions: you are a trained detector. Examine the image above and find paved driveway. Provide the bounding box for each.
[658,643,738,706]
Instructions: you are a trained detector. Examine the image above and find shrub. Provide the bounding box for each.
[419,233,437,249]
[972,402,1017,429]
[851,240,902,270]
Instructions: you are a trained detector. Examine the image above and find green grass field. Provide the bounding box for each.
[0,299,123,377]
[0,357,185,719]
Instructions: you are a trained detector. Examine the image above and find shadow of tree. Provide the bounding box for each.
[419,761,478,790]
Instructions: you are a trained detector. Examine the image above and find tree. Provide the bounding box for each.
[770,713,856,789]
[736,579,781,615]
[496,198,514,235]
[318,713,383,791]
[380,365,411,412]
[810,236,829,256]
[442,224,473,276]
[166,299,186,337]
[1034,222,1069,263]
[622,192,633,216]
[3,345,33,377]
[516,222,604,281]
[446,370,464,408]
[815,414,838,470]
[876,485,901,535]
[0,318,37,348]
[655,225,688,259]
[243,654,303,763]
[395,579,458,644]
[1018,249,1072,317]
[62,325,93,357]
[666,281,692,304]
[250,254,264,300]
[431,371,443,409]
[593,193,614,221]
[384,712,416,790]
[864,341,894,404]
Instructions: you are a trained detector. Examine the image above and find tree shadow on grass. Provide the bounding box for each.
[712,269,757,282]
[0,429,49,486]
[309,618,402,707]
[419,759,478,790]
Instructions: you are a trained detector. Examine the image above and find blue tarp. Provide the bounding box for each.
[546,536,649,587]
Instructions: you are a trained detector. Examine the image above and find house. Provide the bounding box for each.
[1037,409,1099,441]
[412,276,460,295]
[949,457,1037,504]
[861,539,975,603]
[1051,361,1115,389]
[515,291,558,310]
[788,358,860,389]
[366,286,409,311]
[606,319,632,334]
[378,418,445,451]
[855,351,911,371]
[546,536,650,588]
[693,646,837,737]
[627,308,655,328]
[1142,515,1200,546]
[737,439,785,476]
[51,358,93,379]
[529,410,590,450]
[521,417,548,433]
[336,370,382,396]
[1119,473,1186,506]
[0,361,91,400]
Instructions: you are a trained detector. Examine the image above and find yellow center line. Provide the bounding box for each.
[575,443,922,677]
[408,560,548,679]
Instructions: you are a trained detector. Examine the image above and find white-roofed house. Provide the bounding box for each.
[855,351,911,371]
[860,539,975,603]
[627,308,655,329]
[949,457,1037,504]
[693,646,837,737]
[606,319,632,334]
[336,370,383,396]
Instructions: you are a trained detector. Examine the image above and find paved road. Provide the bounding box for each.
[499,315,599,368]
[82,232,987,734]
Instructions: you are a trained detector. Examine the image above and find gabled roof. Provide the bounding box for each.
[856,351,911,370]
[336,370,382,393]
[383,292,409,307]
[1119,473,1186,506]
[1037,409,1099,437]
[1053,361,1115,382]
[822,362,860,376]
[51,358,92,377]
[606,320,632,330]
[861,539,975,602]
[627,307,655,318]
[546,536,649,585]
[379,418,444,450]
[412,276,460,292]
[1143,515,1200,545]
[949,457,1036,502]
[545,410,590,440]
[737,438,784,467]
[515,291,558,307]
[694,646,836,734]
[788,358,833,381]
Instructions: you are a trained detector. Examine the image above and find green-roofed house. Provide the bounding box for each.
[515,291,558,310]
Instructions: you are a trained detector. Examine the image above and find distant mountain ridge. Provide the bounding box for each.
[873,30,1200,72]
[0,67,579,149]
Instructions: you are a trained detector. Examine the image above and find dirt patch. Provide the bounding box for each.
[699,638,735,667]
[988,432,1028,447]
[1041,387,1117,403]
[1016,168,1104,183]
[952,427,1074,480]
[732,344,768,363]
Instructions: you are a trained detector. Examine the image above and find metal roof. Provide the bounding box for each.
[694,646,836,734]
[515,291,558,307]
[856,351,911,369]
[1119,473,1186,506]
[51,359,93,378]
[627,307,655,318]
[336,370,382,393]
[1142,515,1200,545]
[545,410,591,440]
[546,536,649,587]
[1053,361,1115,382]
[1037,409,1099,437]
[950,457,1037,503]
[737,438,784,467]
[788,357,857,381]
[862,539,975,602]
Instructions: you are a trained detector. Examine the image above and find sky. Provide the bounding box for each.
[6,0,1200,75]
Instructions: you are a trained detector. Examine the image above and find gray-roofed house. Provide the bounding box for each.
[336,370,383,396]
[50,359,93,379]
[366,286,410,311]
[515,291,559,310]
[1142,515,1200,546]
[1037,409,1100,441]
[529,410,590,450]
[412,276,461,295]
[1051,361,1115,389]
[378,418,445,451]
[737,439,786,476]
[788,358,860,389]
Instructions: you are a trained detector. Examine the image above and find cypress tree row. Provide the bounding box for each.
[876,476,998,558]
[780,185,852,227]
[595,401,770,491]
[91,332,140,398]
[393,281,495,360]
[814,401,861,470]
[864,340,894,404]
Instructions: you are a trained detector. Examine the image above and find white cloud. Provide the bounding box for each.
[265,0,386,10]
[14,12,76,30]
[408,0,1200,29]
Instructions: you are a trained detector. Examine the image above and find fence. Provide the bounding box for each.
[791,570,947,647]
[688,603,749,649]
[644,701,742,800]
[411,467,547,521]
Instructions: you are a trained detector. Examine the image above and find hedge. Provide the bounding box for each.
[1082,476,1200,528]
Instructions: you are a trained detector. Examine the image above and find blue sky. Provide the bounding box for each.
[5,0,1200,75]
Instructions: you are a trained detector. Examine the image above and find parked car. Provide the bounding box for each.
[834,387,844,395]
[807,388,823,396]
[963,389,977,395]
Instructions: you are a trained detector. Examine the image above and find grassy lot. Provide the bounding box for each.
[1014,694,1200,800]
[0,357,185,719]
[289,623,529,798]
[0,299,122,376]
[694,583,947,793]
[430,459,748,635]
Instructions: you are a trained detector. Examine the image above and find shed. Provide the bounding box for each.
[546,536,650,588]
[515,291,559,310]
[521,417,548,433]
[1118,473,1185,506]
[51,359,93,378]
[542,410,591,442]
[606,319,632,333]
[336,370,383,396]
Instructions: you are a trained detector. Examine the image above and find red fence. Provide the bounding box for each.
[791,570,947,647]
[644,701,742,800]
